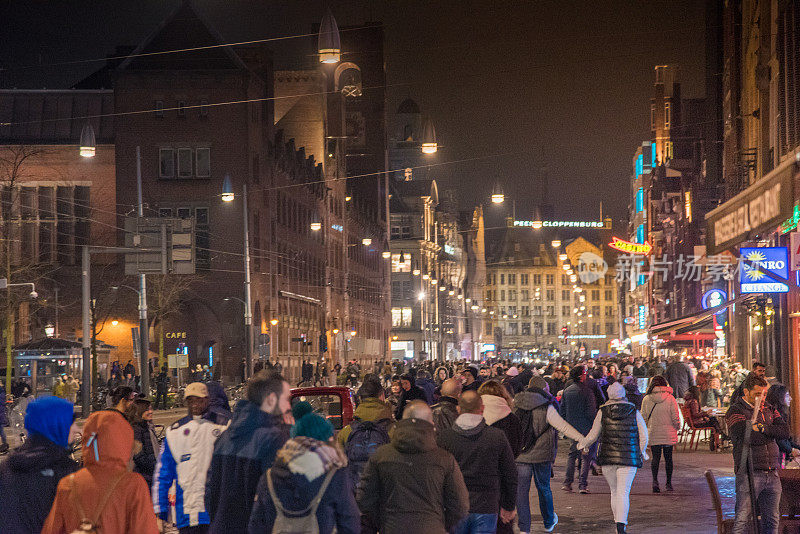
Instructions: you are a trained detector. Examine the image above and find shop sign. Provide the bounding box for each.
[791,232,800,270]
[165,331,187,339]
[638,305,648,329]
[701,289,728,315]
[609,237,652,255]
[739,247,789,293]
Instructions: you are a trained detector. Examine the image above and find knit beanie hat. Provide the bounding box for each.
[608,381,627,400]
[291,401,334,442]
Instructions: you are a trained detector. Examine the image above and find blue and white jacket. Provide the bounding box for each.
[153,411,229,528]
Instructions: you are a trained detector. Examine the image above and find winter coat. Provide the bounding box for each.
[0,435,78,533]
[416,377,437,404]
[665,361,695,399]
[437,419,518,514]
[131,420,158,487]
[726,397,790,473]
[559,382,597,435]
[491,412,522,458]
[205,379,232,415]
[0,383,7,426]
[514,389,584,464]
[431,396,460,431]
[595,401,644,468]
[205,399,291,534]
[640,386,681,446]
[248,439,360,534]
[357,417,469,534]
[336,396,393,448]
[41,410,159,534]
[394,384,429,420]
[154,411,230,529]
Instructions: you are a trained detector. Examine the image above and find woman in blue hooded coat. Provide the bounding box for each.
[0,396,79,534]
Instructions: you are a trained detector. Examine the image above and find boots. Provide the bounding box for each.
[652,480,660,493]
[616,522,627,533]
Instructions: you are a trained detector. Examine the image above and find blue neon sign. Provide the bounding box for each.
[701,289,727,315]
[739,247,789,293]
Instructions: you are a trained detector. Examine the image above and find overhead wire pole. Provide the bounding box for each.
[243,183,253,379]
[136,146,151,397]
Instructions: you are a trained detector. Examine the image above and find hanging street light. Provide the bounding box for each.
[222,174,234,202]
[79,123,96,158]
[491,183,505,204]
[362,238,372,246]
[559,253,568,261]
[317,9,341,64]
[421,118,438,154]
[551,239,561,248]
[382,250,391,259]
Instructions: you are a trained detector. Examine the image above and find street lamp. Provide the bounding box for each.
[318,8,341,64]
[362,238,372,246]
[382,250,391,259]
[79,123,96,158]
[44,323,55,338]
[491,184,505,204]
[421,118,438,154]
[310,216,322,232]
[350,329,357,337]
[559,253,568,261]
[221,174,234,202]
[551,239,561,248]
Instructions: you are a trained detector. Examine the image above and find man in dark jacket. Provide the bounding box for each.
[0,396,79,534]
[665,356,695,399]
[394,373,428,420]
[358,401,469,534]
[729,361,767,405]
[460,367,481,392]
[726,373,789,534]
[559,365,598,493]
[154,365,170,410]
[509,365,533,395]
[205,370,291,534]
[438,391,517,533]
[431,378,462,431]
[416,369,437,404]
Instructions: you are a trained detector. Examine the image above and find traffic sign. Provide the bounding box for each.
[124,217,196,275]
[168,353,189,369]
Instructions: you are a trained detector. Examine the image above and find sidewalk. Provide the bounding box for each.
[528,439,735,533]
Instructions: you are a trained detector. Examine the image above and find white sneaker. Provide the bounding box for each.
[544,513,559,532]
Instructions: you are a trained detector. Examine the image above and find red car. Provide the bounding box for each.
[290,386,356,432]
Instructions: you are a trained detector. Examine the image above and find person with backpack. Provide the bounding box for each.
[640,376,681,493]
[578,381,649,534]
[514,376,585,533]
[248,401,360,533]
[41,409,159,534]
[0,396,79,534]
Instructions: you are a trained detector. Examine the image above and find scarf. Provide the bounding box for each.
[481,394,512,426]
[275,436,347,482]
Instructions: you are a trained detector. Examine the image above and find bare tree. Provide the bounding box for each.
[147,273,199,369]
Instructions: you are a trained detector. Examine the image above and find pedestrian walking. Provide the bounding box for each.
[640,376,681,493]
[665,355,695,400]
[0,397,79,534]
[205,370,291,534]
[726,374,789,534]
[126,397,159,487]
[438,391,518,534]
[766,384,800,462]
[579,381,649,534]
[357,400,469,534]
[478,379,521,455]
[559,365,598,494]
[514,376,585,533]
[416,369,437,404]
[730,361,767,405]
[431,378,462,431]
[154,365,170,410]
[41,410,159,534]
[394,372,428,420]
[248,401,360,533]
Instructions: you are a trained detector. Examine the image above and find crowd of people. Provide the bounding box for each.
[0,350,796,533]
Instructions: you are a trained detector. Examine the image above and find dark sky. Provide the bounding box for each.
[0,0,707,227]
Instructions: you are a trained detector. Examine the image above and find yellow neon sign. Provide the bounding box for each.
[609,237,652,255]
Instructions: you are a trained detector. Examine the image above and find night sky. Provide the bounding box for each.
[0,0,707,228]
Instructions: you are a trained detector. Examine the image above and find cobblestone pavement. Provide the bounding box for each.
[530,438,735,533]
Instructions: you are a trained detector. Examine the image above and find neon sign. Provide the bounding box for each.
[740,247,789,293]
[512,220,608,229]
[701,289,727,314]
[609,237,652,255]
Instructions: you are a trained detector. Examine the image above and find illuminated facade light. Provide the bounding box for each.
[79,123,96,157]
[362,238,372,246]
[318,9,341,63]
[111,320,119,326]
[559,253,568,261]
[382,250,391,259]
[418,291,425,301]
[491,193,505,204]
[222,173,234,202]
[421,118,438,154]
[551,240,561,248]
[413,268,421,276]
[310,221,322,231]
[270,318,279,326]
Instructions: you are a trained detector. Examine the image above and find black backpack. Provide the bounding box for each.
[344,419,390,487]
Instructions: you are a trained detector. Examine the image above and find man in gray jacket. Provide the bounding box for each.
[514,376,585,533]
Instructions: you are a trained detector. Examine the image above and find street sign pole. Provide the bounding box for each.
[136,146,150,398]
[81,246,91,417]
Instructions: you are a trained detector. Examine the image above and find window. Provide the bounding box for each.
[605,305,614,317]
[650,103,655,130]
[665,140,674,159]
[592,290,600,301]
[605,274,615,285]
[508,274,516,285]
[664,102,671,129]
[177,207,191,219]
[533,306,542,316]
[522,323,531,335]
[500,274,505,285]
[159,148,175,178]
[199,99,209,117]
[533,322,543,335]
[177,100,187,118]
[606,323,615,335]
[391,253,411,272]
[546,306,554,316]
[592,323,601,335]
[154,100,164,118]
[509,306,517,316]
[605,289,613,300]
[522,305,529,317]
[533,274,542,285]
[500,290,505,301]
[545,274,554,285]
[507,323,518,336]
[562,275,570,285]
[195,207,209,225]
[562,305,571,316]
[562,290,570,300]
[546,289,555,301]
[196,148,211,177]
[521,289,529,301]
[521,274,529,285]
[177,148,193,177]
[485,322,493,336]
[391,307,413,327]
[547,322,557,335]
[508,289,517,301]
[158,208,173,218]
[592,306,600,316]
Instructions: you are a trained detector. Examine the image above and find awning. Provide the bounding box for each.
[649,293,752,337]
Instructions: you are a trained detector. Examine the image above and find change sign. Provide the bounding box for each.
[739,247,789,293]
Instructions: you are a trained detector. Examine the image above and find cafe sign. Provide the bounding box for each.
[706,158,795,254]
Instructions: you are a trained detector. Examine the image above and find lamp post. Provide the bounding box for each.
[222,174,253,379]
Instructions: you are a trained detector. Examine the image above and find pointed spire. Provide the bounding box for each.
[318,8,341,64]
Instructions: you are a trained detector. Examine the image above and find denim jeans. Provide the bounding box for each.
[732,469,781,534]
[564,440,598,489]
[516,462,555,532]
[453,513,498,534]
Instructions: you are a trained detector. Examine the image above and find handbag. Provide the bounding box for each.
[68,471,126,534]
